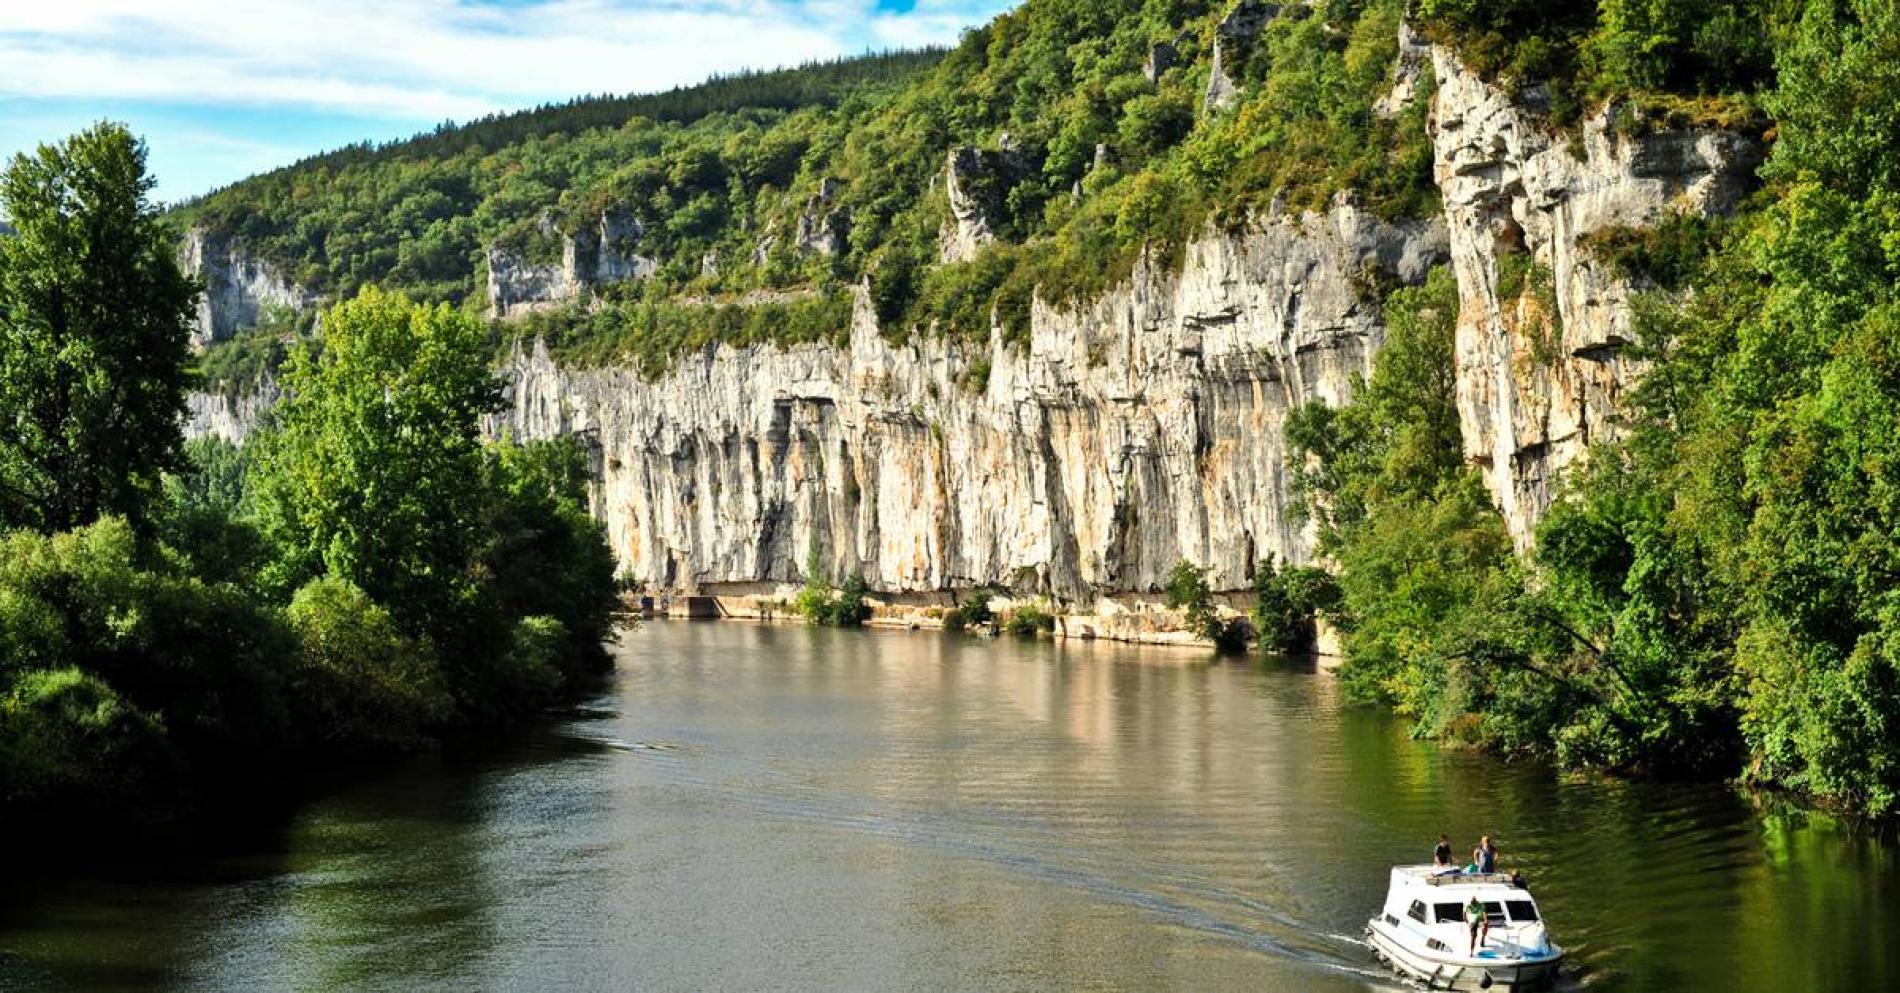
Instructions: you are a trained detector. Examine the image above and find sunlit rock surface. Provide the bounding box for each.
[1428,44,1761,545]
[498,207,1447,595]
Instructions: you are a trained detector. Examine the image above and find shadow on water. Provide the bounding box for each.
[3,621,1897,992]
[0,723,619,992]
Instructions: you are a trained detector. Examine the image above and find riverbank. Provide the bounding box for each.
[622,588,1344,657]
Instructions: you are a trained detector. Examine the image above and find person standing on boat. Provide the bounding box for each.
[1465,893,1489,954]
[1473,835,1498,874]
[1433,834,1454,867]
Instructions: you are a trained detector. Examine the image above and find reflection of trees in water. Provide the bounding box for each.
[280,771,500,988]
[6,625,1897,993]
[241,735,610,988]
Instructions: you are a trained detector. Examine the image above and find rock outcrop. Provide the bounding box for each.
[1143,40,1178,83]
[1373,18,1432,119]
[179,227,316,347]
[186,375,282,444]
[1428,44,1761,545]
[1204,1,1283,113]
[486,208,654,318]
[941,143,1027,263]
[498,206,1447,595]
[794,178,850,256]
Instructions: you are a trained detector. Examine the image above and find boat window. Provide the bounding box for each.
[1483,901,1507,924]
[1506,900,1539,922]
[1407,900,1428,923]
[1433,902,1464,924]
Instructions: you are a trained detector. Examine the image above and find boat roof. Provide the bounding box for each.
[1389,865,1530,895]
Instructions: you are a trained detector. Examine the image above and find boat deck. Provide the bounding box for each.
[1396,865,1519,886]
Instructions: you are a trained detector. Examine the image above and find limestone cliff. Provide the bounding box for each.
[498,206,1446,595]
[180,21,1765,599]
[486,208,655,318]
[180,227,316,347]
[1427,46,1761,545]
[186,376,282,444]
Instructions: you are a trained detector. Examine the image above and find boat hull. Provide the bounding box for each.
[1366,919,1562,991]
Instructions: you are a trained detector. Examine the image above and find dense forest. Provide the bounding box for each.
[0,126,621,844]
[13,0,1900,821]
[184,0,1442,378]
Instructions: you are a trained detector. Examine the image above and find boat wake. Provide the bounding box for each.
[583,724,1412,990]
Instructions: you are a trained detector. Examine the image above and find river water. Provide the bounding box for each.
[2,622,1894,992]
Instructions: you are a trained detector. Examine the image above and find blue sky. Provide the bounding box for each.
[0,1,1017,205]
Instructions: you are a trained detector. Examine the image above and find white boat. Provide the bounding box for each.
[1365,865,1563,991]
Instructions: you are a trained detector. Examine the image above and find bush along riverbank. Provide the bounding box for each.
[739,550,1337,655]
[0,125,622,851]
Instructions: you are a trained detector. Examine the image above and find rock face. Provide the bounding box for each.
[1204,1,1283,113]
[182,20,1767,601]
[1428,44,1761,544]
[486,208,654,318]
[486,246,573,320]
[179,227,316,347]
[941,144,1026,263]
[498,206,1448,594]
[186,375,282,444]
[794,178,850,256]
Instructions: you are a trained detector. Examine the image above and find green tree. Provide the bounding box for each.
[286,577,452,751]
[1164,559,1244,649]
[479,437,622,672]
[0,123,198,532]
[1252,555,1340,654]
[254,287,503,642]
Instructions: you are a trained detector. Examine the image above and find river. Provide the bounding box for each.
[2,621,1894,991]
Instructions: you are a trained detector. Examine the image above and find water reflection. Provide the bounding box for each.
[1,622,1894,992]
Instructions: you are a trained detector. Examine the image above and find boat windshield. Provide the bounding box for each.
[1430,900,1509,924]
[1507,900,1540,922]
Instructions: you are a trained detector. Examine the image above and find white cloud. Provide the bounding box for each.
[0,0,1010,120]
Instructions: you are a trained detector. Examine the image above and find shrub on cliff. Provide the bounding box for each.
[1163,560,1245,650]
[1004,601,1056,637]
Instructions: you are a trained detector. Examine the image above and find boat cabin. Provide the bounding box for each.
[1375,866,1549,958]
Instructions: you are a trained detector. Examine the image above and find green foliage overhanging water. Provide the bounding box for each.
[0,126,623,845]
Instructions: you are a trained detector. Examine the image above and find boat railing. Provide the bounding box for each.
[1419,871,1520,886]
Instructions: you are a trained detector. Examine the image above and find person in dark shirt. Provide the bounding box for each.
[1433,834,1454,867]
